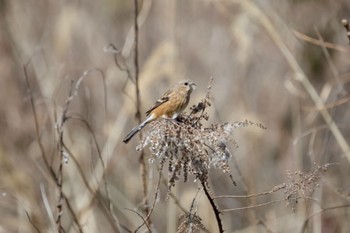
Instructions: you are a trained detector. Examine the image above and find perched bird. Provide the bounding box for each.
[123,80,196,143]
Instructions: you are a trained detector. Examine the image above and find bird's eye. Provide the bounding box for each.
[184,82,189,86]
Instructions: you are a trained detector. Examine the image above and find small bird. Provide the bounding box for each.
[123,80,196,143]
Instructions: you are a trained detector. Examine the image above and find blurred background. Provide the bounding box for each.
[0,0,350,232]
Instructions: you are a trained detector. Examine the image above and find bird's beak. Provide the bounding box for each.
[190,82,197,90]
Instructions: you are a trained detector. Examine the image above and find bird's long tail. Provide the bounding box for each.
[123,116,153,143]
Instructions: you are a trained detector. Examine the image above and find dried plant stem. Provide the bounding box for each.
[300,204,350,233]
[134,0,141,119]
[222,199,285,212]
[292,29,350,53]
[25,211,41,233]
[55,80,75,233]
[133,0,150,221]
[222,196,321,213]
[135,162,165,232]
[257,219,275,233]
[234,0,350,163]
[213,184,286,199]
[70,161,125,231]
[63,194,83,233]
[40,184,56,231]
[314,27,340,83]
[161,178,187,213]
[53,70,108,232]
[23,63,55,179]
[201,181,224,233]
[56,166,64,232]
[125,208,152,233]
[61,117,124,232]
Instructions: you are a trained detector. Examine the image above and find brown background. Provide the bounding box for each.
[0,0,350,232]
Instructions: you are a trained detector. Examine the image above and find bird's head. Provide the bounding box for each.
[180,80,196,94]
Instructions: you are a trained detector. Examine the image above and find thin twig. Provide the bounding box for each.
[23,62,56,180]
[214,184,286,199]
[293,124,350,146]
[54,69,107,232]
[160,175,187,213]
[189,188,203,213]
[124,208,152,233]
[60,114,125,232]
[314,27,340,83]
[104,44,134,83]
[300,203,350,233]
[222,199,285,212]
[134,0,141,123]
[65,114,119,226]
[63,194,84,233]
[60,72,123,230]
[39,183,56,232]
[135,160,166,232]
[293,29,350,52]
[234,0,350,163]
[257,219,275,233]
[25,210,42,233]
[133,0,150,223]
[201,181,224,233]
[221,196,321,213]
[303,95,350,111]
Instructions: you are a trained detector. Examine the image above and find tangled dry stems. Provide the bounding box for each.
[136,80,266,195]
[134,80,266,232]
[284,163,331,211]
[133,80,333,231]
[177,213,207,233]
[137,117,265,192]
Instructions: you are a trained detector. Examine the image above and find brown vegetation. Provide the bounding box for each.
[0,0,350,232]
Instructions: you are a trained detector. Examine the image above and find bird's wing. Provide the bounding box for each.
[145,88,172,116]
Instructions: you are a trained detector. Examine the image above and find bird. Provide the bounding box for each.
[123,80,197,143]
